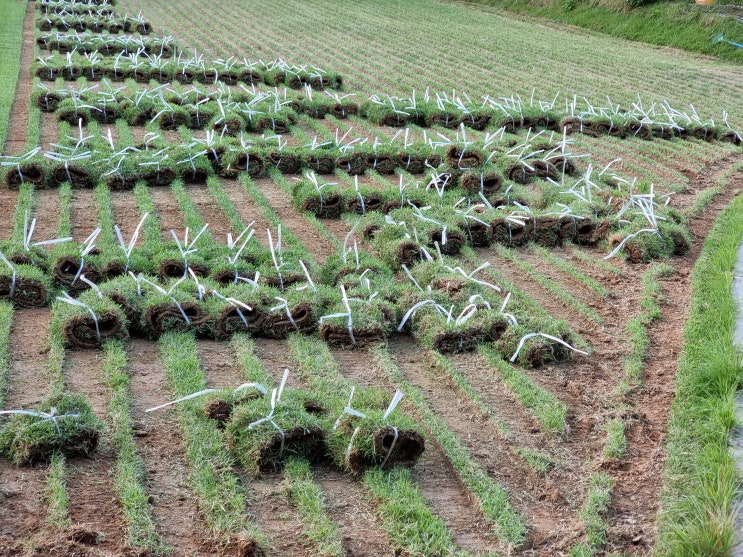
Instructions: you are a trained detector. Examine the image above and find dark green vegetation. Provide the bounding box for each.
[453,0,743,63]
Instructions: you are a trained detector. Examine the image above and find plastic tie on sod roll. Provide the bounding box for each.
[145,381,268,413]
[0,409,81,436]
[248,369,289,456]
[0,251,17,300]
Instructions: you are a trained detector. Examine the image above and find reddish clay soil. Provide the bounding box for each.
[3,0,743,555]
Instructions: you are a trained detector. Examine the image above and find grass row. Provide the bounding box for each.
[658,191,743,555]
[0,0,27,152]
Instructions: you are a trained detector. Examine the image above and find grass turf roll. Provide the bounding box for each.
[0,392,102,466]
[51,289,128,349]
[225,388,327,476]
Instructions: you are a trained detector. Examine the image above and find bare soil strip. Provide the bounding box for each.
[39,113,59,154]
[69,188,101,243]
[65,452,129,554]
[5,308,52,408]
[0,462,49,553]
[183,184,236,246]
[147,187,187,241]
[32,189,65,245]
[0,189,19,243]
[211,179,272,248]
[62,351,129,552]
[245,476,311,557]
[3,0,35,156]
[251,177,336,264]
[127,339,213,556]
[312,467,398,557]
[109,189,147,249]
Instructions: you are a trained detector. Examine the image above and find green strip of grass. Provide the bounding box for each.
[616,262,673,396]
[283,457,345,557]
[372,346,527,546]
[452,0,743,63]
[0,301,13,407]
[11,183,36,245]
[658,192,743,555]
[479,345,567,435]
[45,451,70,529]
[103,340,170,555]
[364,467,462,557]
[0,0,27,151]
[569,472,613,556]
[158,331,264,547]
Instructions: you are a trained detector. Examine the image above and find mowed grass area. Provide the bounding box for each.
[117,0,743,116]
[0,0,27,151]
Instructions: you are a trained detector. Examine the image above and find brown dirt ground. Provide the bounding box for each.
[2,1,743,555]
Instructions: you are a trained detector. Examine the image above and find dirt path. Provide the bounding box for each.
[312,467,398,557]
[62,351,129,553]
[69,188,101,243]
[31,189,64,245]
[148,187,187,241]
[127,339,214,556]
[215,179,273,248]
[183,183,235,246]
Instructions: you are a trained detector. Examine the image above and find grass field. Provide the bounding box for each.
[1,0,743,555]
